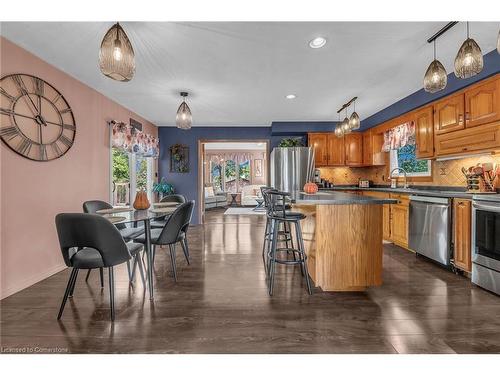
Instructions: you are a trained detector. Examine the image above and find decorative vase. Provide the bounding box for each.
[133,190,150,210]
[303,182,318,194]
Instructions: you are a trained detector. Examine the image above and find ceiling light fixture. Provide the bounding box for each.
[309,37,327,49]
[349,99,361,130]
[99,22,135,82]
[335,113,344,138]
[454,22,483,79]
[285,94,297,99]
[341,108,351,135]
[176,92,192,130]
[423,40,447,93]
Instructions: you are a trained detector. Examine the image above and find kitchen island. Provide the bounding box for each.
[291,191,397,292]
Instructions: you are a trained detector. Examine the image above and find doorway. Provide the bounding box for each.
[198,140,269,224]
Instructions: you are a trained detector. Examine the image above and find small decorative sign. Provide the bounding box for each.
[170,144,189,173]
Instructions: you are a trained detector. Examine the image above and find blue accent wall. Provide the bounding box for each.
[360,49,500,130]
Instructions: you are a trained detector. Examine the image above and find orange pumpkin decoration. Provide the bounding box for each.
[303,182,318,194]
[133,190,150,210]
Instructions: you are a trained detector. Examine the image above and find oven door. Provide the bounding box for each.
[472,201,500,272]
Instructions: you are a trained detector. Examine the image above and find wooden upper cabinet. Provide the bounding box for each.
[435,122,500,156]
[344,133,363,166]
[362,130,373,166]
[414,105,434,159]
[453,199,472,272]
[308,133,328,167]
[465,76,500,128]
[434,92,465,135]
[327,133,345,166]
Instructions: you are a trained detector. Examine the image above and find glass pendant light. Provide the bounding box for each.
[423,40,447,93]
[176,92,192,130]
[335,113,344,138]
[349,99,361,130]
[454,22,483,79]
[341,109,351,134]
[497,28,500,54]
[99,22,135,82]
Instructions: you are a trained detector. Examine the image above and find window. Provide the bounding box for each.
[210,161,223,192]
[389,144,431,177]
[111,149,153,206]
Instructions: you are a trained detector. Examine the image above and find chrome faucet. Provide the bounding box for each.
[390,167,409,189]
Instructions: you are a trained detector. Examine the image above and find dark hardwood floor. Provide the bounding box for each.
[1,208,500,354]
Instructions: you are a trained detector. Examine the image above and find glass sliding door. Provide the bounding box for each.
[111,148,131,206]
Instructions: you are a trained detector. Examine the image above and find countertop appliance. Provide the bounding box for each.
[359,179,370,188]
[472,194,500,295]
[270,147,315,193]
[409,195,451,266]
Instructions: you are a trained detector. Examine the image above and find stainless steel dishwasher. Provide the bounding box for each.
[409,195,452,266]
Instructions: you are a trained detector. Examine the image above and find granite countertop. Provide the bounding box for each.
[292,191,398,205]
[319,185,498,199]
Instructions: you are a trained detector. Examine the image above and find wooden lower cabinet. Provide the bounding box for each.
[453,199,472,272]
[361,191,393,241]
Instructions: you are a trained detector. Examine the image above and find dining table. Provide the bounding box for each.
[96,204,178,300]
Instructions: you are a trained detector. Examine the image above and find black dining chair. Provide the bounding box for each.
[134,201,194,281]
[151,194,186,229]
[55,213,144,320]
[82,200,145,285]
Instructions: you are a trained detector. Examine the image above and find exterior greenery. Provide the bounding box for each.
[278,137,304,147]
[397,144,430,174]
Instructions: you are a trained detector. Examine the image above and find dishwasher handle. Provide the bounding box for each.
[409,195,450,205]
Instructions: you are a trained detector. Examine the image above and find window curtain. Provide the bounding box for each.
[111,120,159,158]
[381,121,415,152]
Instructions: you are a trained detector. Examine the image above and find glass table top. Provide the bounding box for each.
[97,206,178,225]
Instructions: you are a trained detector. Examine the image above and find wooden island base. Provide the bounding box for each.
[294,204,383,292]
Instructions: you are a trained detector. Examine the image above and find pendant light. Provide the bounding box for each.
[349,99,360,130]
[497,28,500,54]
[423,40,447,93]
[454,22,483,79]
[341,108,351,134]
[335,113,344,138]
[99,22,135,82]
[176,92,192,130]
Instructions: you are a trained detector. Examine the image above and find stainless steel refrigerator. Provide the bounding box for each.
[270,147,315,193]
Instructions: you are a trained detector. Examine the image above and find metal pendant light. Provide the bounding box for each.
[176,92,192,130]
[99,23,135,82]
[423,40,447,93]
[349,99,361,130]
[454,22,483,79]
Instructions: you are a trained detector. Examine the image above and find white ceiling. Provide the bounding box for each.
[1,22,499,127]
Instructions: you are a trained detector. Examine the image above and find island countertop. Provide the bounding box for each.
[291,191,398,205]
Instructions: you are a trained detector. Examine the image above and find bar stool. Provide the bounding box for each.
[265,190,312,296]
[260,187,295,273]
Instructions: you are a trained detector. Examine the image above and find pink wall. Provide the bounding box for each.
[0,37,158,299]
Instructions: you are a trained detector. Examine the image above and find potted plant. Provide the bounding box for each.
[153,177,175,200]
[278,137,304,147]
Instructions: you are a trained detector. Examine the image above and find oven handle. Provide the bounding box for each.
[473,202,500,213]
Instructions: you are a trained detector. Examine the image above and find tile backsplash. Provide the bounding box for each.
[319,153,500,187]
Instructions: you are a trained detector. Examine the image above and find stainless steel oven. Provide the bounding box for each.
[472,195,500,295]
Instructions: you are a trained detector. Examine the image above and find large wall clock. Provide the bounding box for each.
[0,73,76,161]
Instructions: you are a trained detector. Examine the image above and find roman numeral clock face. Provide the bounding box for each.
[0,74,76,161]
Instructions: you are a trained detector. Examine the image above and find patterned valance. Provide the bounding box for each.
[382,121,415,152]
[110,120,159,158]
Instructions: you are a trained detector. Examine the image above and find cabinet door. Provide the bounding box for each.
[414,105,434,159]
[309,133,328,167]
[434,122,500,156]
[434,93,465,135]
[465,77,500,128]
[391,204,409,248]
[453,199,472,272]
[362,131,373,166]
[327,134,345,166]
[344,133,363,166]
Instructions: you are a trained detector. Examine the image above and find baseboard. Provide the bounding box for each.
[0,263,66,300]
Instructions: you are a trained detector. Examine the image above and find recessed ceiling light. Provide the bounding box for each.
[286,94,297,99]
[309,37,327,49]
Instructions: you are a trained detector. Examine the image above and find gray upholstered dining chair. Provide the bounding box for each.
[55,213,144,320]
[82,200,145,286]
[134,201,194,281]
